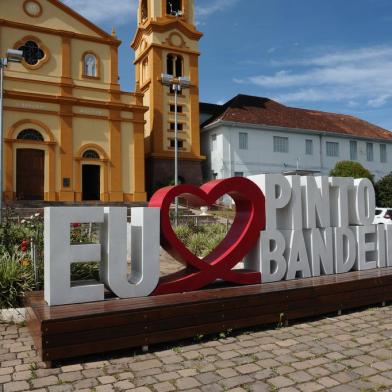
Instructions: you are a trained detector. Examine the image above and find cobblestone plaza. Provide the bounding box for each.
[1,305,392,392]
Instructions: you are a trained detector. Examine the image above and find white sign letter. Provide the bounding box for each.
[304,228,334,277]
[44,207,105,306]
[248,174,291,230]
[334,227,356,274]
[100,207,160,298]
[352,225,377,271]
[301,176,331,228]
[284,230,312,280]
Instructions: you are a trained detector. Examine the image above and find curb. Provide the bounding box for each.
[0,308,26,324]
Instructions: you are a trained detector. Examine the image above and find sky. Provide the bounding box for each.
[62,0,392,130]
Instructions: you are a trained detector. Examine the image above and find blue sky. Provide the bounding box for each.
[63,0,392,130]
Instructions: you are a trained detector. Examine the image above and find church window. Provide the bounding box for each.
[167,54,183,77]
[175,55,183,77]
[17,129,44,141]
[170,122,183,131]
[141,57,149,83]
[167,54,174,75]
[170,104,183,113]
[82,150,100,159]
[84,53,98,77]
[170,139,184,149]
[167,0,182,15]
[17,40,45,66]
[141,0,148,21]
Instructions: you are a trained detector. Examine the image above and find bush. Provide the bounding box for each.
[175,223,228,258]
[0,212,100,307]
[0,252,35,308]
[71,262,100,281]
[0,210,43,256]
[329,161,374,182]
[375,172,392,207]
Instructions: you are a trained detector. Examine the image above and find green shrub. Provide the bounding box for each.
[0,252,35,309]
[71,262,100,281]
[0,210,43,256]
[175,223,228,258]
[375,172,392,207]
[329,161,374,182]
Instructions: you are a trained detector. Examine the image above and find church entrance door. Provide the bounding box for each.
[82,165,100,201]
[16,149,44,200]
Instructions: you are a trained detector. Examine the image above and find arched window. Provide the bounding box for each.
[18,40,45,66]
[17,129,44,141]
[141,0,148,21]
[82,150,100,159]
[175,55,183,77]
[167,54,183,77]
[84,53,98,77]
[167,54,174,76]
[167,0,182,15]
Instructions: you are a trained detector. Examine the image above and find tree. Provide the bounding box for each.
[329,161,374,183]
[375,172,392,207]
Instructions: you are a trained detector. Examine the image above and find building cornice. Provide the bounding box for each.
[134,42,200,64]
[4,76,143,98]
[4,90,148,113]
[131,19,203,49]
[0,19,121,47]
[202,119,392,144]
[147,152,206,161]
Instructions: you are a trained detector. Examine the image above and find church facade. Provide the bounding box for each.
[0,0,148,202]
[1,0,205,202]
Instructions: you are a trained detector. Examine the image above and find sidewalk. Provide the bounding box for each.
[1,305,392,392]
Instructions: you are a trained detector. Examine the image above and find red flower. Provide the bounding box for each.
[72,223,81,228]
[21,240,28,252]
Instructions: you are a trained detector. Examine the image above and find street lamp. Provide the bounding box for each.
[160,73,191,227]
[0,49,23,221]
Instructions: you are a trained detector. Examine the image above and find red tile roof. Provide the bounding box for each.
[200,95,392,141]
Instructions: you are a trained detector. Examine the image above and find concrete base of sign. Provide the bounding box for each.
[26,267,392,367]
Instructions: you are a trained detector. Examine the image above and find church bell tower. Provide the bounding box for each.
[132,0,204,195]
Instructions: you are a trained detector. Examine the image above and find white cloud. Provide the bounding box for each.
[273,46,392,67]
[61,0,137,25]
[196,0,239,18]
[61,0,238,26]
[235,45,392,109]
[368,95,391,108]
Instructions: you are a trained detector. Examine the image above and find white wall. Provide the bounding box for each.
[201,123,392,181]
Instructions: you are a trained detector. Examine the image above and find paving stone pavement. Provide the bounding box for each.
[1,305,392,391]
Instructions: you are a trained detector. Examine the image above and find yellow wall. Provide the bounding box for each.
[0,0,104,38]
[71,40,111,86]
[1,0,147,202]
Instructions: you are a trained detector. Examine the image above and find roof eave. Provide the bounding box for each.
[202,119,392,143]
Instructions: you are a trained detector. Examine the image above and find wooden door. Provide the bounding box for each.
[16,149,45,200]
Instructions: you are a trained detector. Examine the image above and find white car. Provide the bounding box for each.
[374,208,392,225]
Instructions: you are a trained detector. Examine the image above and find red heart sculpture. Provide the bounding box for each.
[148,177,266,295]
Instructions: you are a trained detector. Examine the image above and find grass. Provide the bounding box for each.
[0,252,35,309]
[174,223,228,258]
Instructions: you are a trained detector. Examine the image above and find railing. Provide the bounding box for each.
[169,198,235,230]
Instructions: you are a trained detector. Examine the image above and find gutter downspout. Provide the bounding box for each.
[319,134,324,174]
[229,125,234,178]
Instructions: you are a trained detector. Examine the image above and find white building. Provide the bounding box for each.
[200,95,392,181]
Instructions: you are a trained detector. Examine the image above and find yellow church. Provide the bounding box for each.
[0,0,204,202]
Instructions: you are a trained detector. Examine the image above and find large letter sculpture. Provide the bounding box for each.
[149,177,266,295]
[44,207,105,306]
[44,207,160,306]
